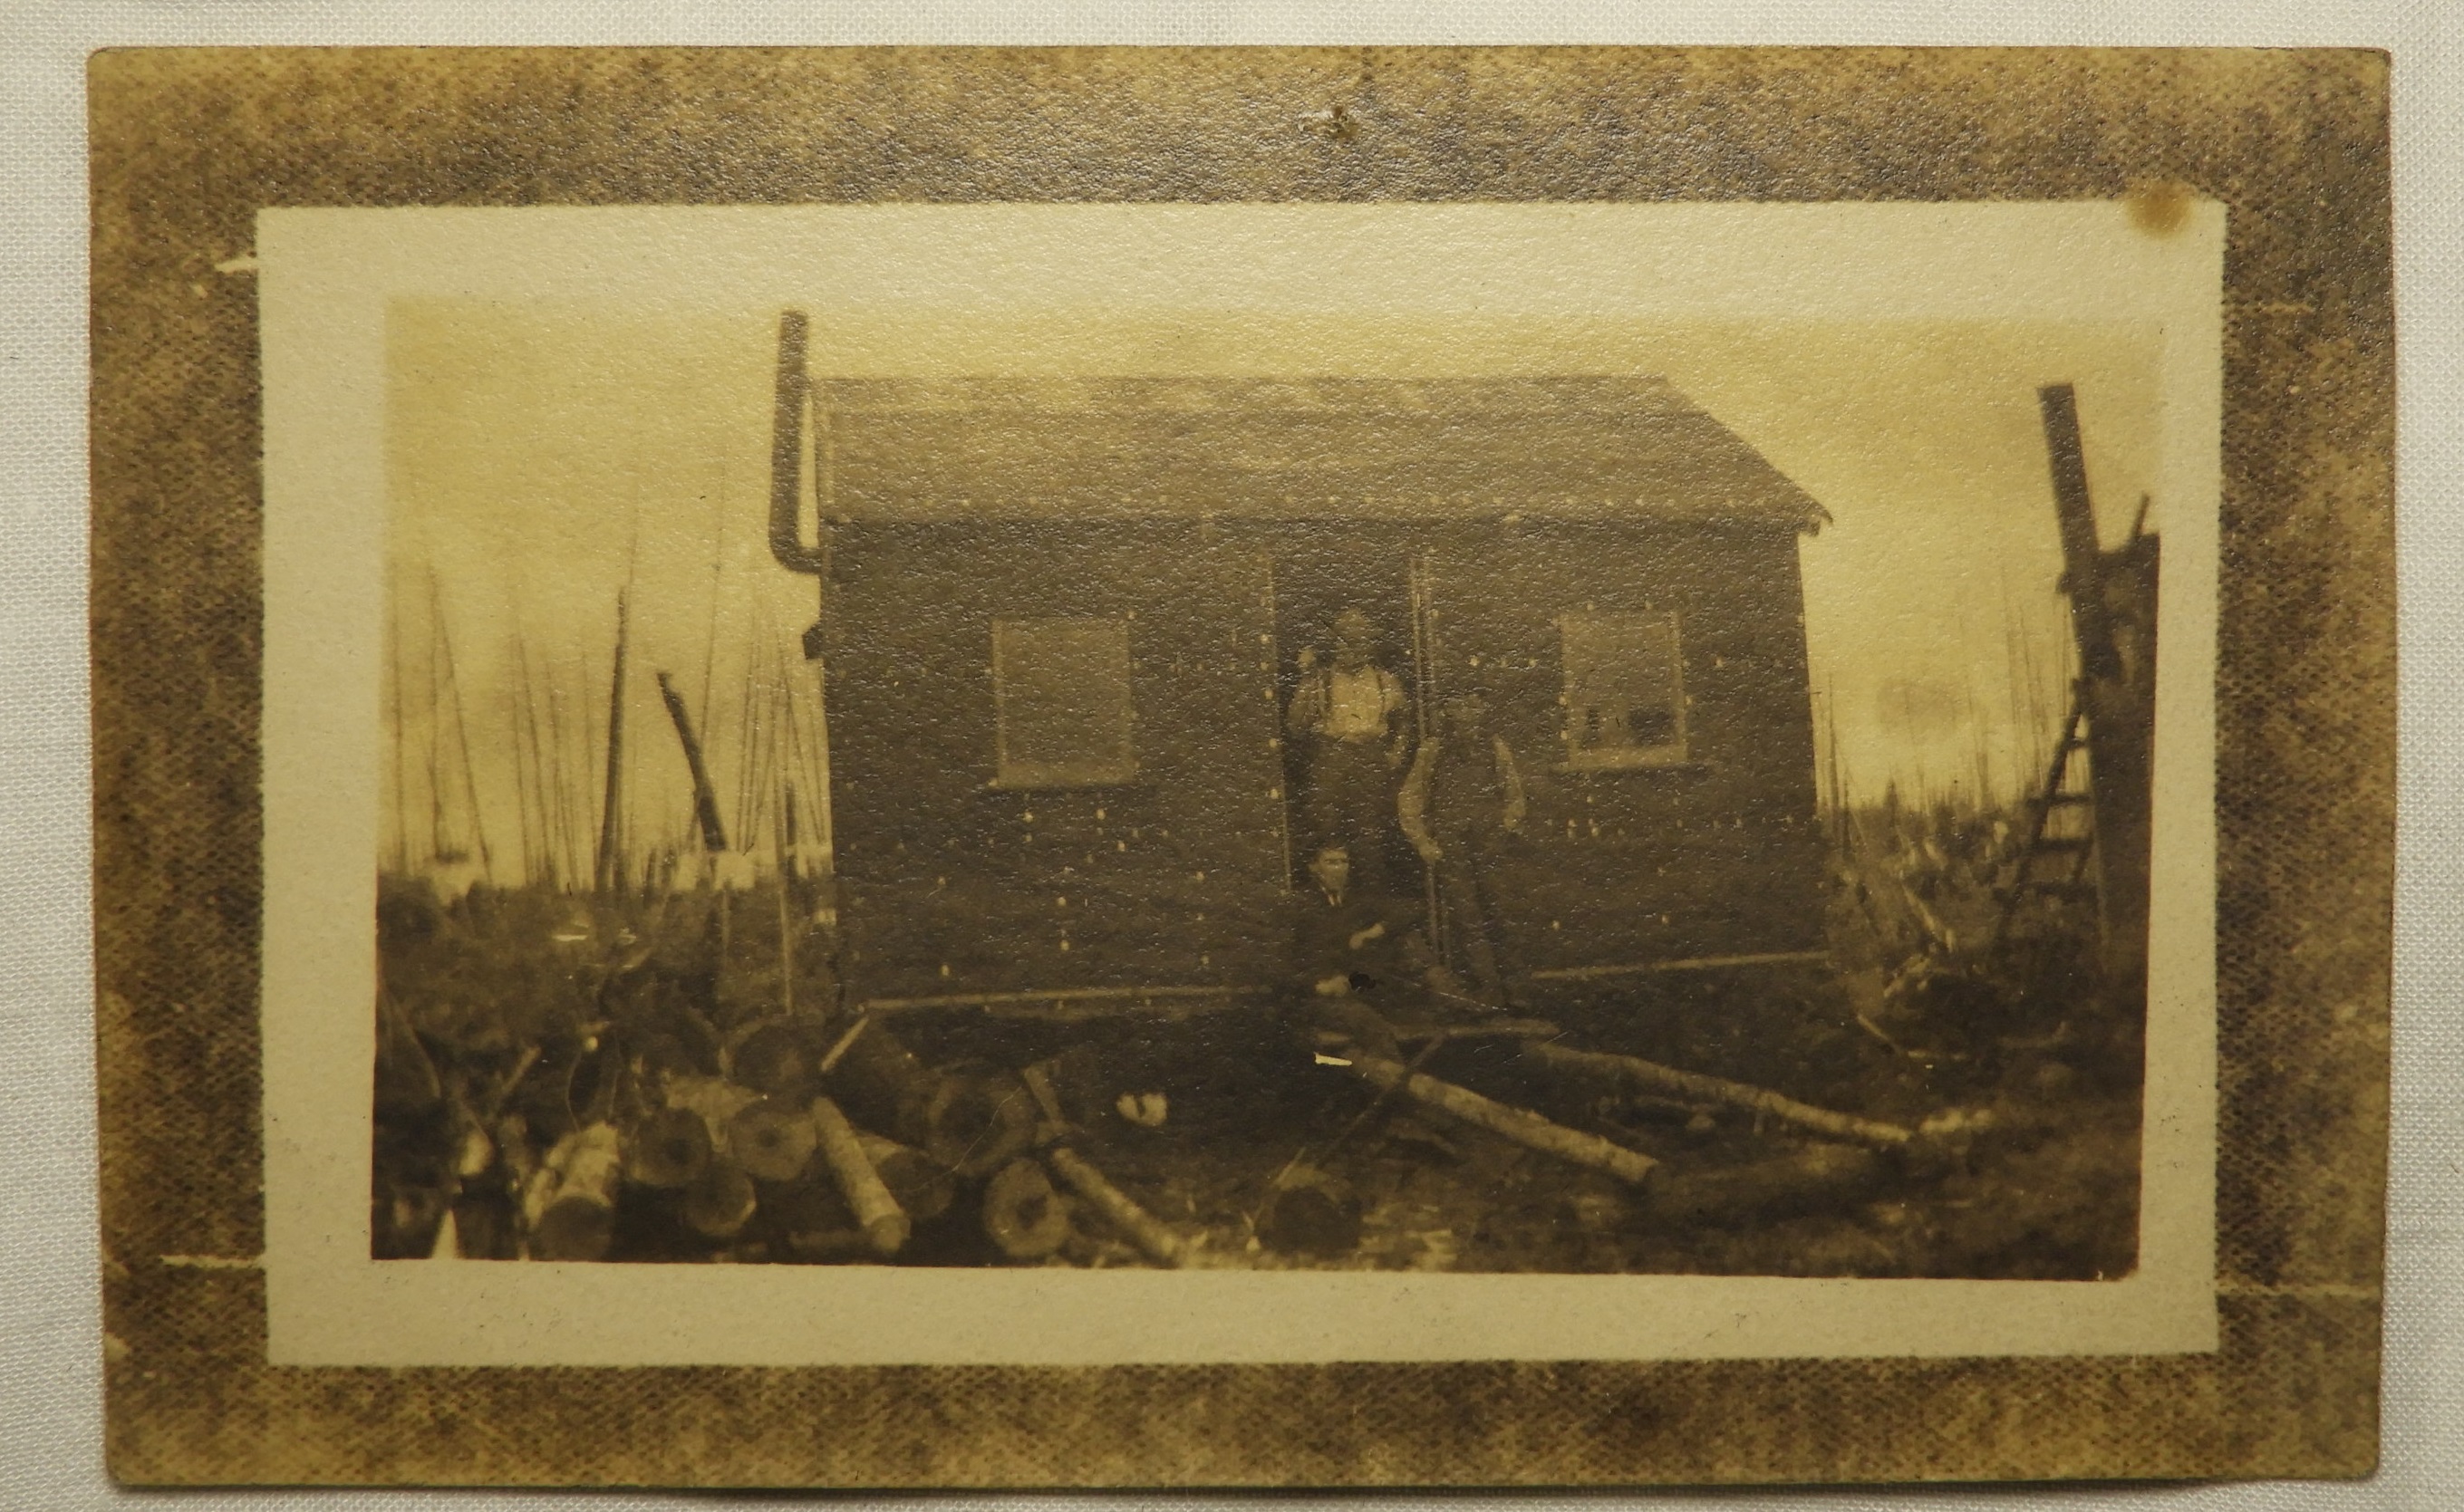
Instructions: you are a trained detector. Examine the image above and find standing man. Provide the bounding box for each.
[1286,605,1412,891]
[1398,689,1527,1008]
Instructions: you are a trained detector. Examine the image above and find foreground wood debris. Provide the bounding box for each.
[381,927,1987,1269]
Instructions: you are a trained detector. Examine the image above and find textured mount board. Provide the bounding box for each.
[91,47,2391,1486]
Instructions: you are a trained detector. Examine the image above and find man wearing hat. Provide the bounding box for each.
[1285,605,1413,891]
[1398,687,1527,1007]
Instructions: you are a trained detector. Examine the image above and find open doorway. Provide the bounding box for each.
[1271,525,1425,900]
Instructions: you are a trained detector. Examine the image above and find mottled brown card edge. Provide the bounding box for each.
[88,45,2393,1488]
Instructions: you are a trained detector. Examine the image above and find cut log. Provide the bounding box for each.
[856,1132,954,1224]
[625,1106,712,1189]
[788,1228,876,1263]
[817,1015,934,1145]
[982,1157,1071,1261]
[728,1017,817,1099]
[664,1072,763,1130]
[729,1099,818,1182]
[809,1097,910,1257]
[1255,1163,1362,1257]
[1345,1056,1657,1186]
[1060,1230,1143,1268]
[1019,1057,1070,1130]
[1644,1143,1885,1228]
[923,1065,1039,1179]
[526,1122,623,1260]
[760,1170,867,1262]
[684,1156,759,1240]
[1045,1146,1184,1267]
[1521,1039,1913,1150]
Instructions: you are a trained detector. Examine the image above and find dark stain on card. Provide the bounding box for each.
[2126,180,2194,236]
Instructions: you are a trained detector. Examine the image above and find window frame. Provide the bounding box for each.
[1554,609,1691,772]
[989,614,1140,790]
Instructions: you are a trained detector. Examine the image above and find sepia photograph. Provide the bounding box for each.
[379,325,2156,1282]
[91,46,2394,1485]
[311,204,2210,1313]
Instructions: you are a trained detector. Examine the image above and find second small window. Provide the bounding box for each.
[1559,611,1686,769]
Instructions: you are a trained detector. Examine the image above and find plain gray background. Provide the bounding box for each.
[4,3,2455,1507]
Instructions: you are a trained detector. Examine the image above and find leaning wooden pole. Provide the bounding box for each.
[655,669,730,854]
[594,589,630,894]
[2037,383,2119,684]
[1521,1038,1914,1150]
[1344,1055,1657,1185]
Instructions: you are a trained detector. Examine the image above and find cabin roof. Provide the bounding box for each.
[815,377,1829,532]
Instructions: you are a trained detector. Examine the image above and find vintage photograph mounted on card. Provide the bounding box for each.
[351,213,2191,1292]
[94,49,2392,1486]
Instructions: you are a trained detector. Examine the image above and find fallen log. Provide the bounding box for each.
[1644,1142,1885,1228]
[526,1122,623,1259]
[1521,1039,1913,1150]
[1044,1146,1184,1267]
[1060,1230,1143,1267]
[857,1132,954,1224]
[684,1156,759,1241]
[982,1157,1071,1261]
[761,1170,868,1261]
[1388,1018,1561,1044]
[809,1096,909,1257]
[1344,1056,1657,1186]
[788,1228,876,1263]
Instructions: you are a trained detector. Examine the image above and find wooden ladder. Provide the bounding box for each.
[1989,689,2099,968]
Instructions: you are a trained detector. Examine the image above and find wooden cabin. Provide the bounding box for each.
[771,337,1832,1026]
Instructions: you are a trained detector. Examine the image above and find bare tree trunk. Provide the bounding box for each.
[1345,1056,1657,1186]
[1522,1039,1912,1150]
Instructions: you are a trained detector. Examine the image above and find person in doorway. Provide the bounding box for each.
[1398,689,1528,1008]
[1286,605,1413,891]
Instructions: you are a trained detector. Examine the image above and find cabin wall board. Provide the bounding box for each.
[1424,523,1825,978]
[826,522,1288,1000]
[827,515,1822,1004]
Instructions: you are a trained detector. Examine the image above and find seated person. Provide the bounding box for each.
[1287,843,1424,1064]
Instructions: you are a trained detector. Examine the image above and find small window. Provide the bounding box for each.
[991,617,1136,787]
[1559,612,1686,769]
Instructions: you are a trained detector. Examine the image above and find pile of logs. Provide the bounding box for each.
[499,1010,1193,1266]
